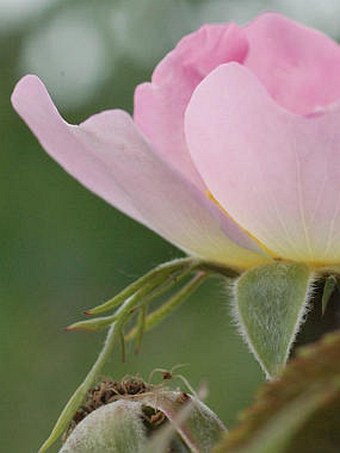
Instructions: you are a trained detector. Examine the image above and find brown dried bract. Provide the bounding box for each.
[141,404,167,433]
[64,376,166,441]
[161,370,173,380]
[176,392,190,405]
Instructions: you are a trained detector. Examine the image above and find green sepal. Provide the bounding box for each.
[233,263,313,378]
[321,275,337,316]
[85,258,197,316]
[65,314,117,332]
[125,272,207,342]
[134,305,146,354]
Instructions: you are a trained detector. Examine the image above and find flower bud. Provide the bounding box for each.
[60,376,226,452]
[60,400,147,453]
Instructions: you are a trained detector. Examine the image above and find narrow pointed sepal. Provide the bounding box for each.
[321,275,337,316]
[233,263,314,378]
[65,315,117,332]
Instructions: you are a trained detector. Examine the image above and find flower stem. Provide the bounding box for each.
[39,293,141,453]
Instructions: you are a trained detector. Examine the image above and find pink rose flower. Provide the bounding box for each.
[11,13,340,271]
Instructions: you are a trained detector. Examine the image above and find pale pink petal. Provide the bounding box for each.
[134,23,248,188]
[244,13,340,115]
[12,75,267,269]
[185,63,340,264]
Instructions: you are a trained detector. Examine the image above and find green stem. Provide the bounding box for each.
[39,294,140,453]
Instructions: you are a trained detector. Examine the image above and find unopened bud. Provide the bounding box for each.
[59,376,226,452]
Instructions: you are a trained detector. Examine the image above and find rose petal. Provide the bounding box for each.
[185,63,340,264]
[11,75,267,269]
[134,23,248,188]
[244,13,340,114]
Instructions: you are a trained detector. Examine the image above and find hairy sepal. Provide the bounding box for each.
[232,263,314,378]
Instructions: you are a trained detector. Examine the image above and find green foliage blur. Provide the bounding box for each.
[1,1,338,451]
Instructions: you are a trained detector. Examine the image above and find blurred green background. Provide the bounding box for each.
[1,0,339,451]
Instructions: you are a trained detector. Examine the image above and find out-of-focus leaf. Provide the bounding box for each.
[216,331,340,453]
